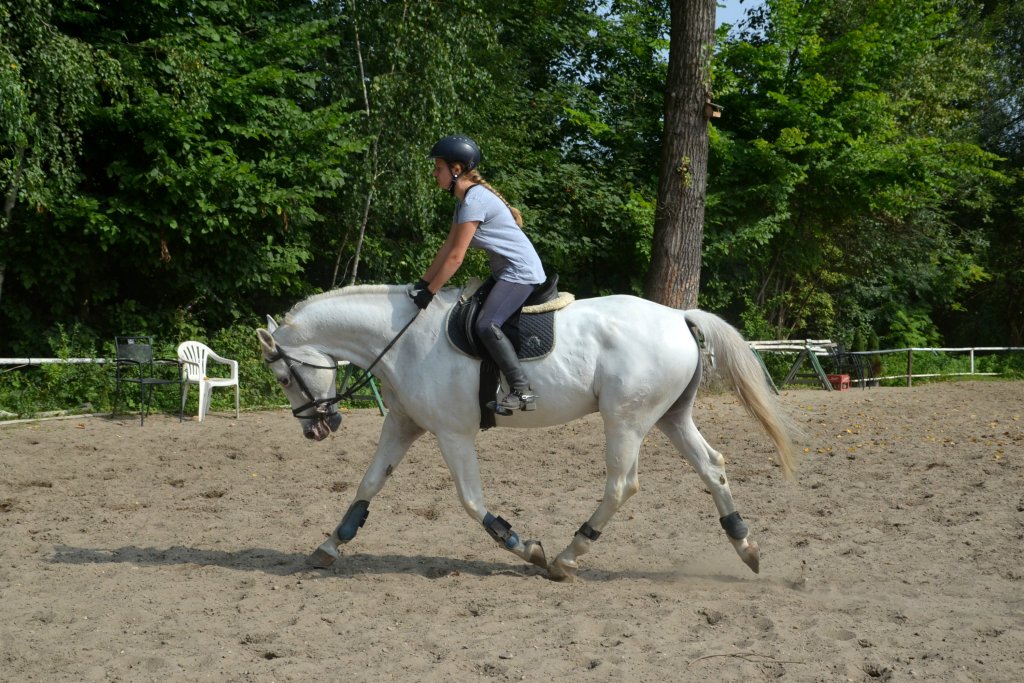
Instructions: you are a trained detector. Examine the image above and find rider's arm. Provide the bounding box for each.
[423,221,478,292]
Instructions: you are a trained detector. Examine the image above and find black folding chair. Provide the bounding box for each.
[112,336,184,425]
[830,343,867,389]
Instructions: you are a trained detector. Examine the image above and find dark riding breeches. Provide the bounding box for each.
[472,279,537,341]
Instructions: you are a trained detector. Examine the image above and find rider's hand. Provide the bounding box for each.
[408,281,434,310]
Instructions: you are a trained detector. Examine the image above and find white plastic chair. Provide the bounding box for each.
[177,341,240,422]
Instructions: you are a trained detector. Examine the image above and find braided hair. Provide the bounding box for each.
[455,166,524,228]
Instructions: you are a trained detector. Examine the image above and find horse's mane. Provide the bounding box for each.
[284,284,398,323]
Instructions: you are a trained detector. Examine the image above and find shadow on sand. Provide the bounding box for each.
[49,543,759,584]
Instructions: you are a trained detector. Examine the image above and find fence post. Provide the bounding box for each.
[907,350,913,387]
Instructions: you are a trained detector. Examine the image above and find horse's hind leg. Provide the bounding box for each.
[548,421,645,582]
[656,406,761,574]
[309,409,425,568]
[435,432,547,570]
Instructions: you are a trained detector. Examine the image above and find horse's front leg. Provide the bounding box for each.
[308,409,425,568]
[435,432,547,570]
[548,421,645,582]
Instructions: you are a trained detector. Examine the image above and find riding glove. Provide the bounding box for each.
[409,281,434,309]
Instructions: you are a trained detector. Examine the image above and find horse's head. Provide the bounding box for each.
[257,317,342,441]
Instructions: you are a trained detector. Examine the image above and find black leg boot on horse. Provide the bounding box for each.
[481,323,537,414]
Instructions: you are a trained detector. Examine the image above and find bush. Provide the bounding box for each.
[211,321,285,410]
[0,324,110,418]
[0,320,291,419]
[871,348,1024,385]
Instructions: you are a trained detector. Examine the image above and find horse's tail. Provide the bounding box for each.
[682,309,798,480]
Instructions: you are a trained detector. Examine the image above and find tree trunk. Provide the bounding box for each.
[347,162,375,287]
[0,146,26,308]
[644,0,716,309]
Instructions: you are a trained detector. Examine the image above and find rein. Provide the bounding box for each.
[268,309,421,418]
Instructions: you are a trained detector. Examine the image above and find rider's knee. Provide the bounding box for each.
[474,318,501,341]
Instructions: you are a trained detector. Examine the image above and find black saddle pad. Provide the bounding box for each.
[445,275,561,430]
[445,275,558,361]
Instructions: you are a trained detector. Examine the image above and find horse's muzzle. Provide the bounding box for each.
[303,411,343,441]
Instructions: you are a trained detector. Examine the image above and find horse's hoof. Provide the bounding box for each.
[308,540,340,568]
[524,540,547,569]
[740,540,760,574]
[547,556,578,582]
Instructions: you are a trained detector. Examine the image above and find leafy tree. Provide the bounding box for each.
[313,0,500,289]
[511,0,667,297]
[315,0,662,299]
[0,0,121,308]
[3,0,1017,365]
[949,0,1024,344]
[706,0,1002,344]
[0,0,363,352]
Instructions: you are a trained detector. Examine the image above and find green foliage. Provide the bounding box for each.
[707,0,1004,342]
[975,352,1024,380]
[0,0,123,220]
[942,0,1024,345]
[886,309,941,348]
[2,0,1022,374]
[503,1,667,297]
[0,324,110,417]
[870,348,1024,385]
[313,0,500,287]
[0,319,292,418]
[1,0,364,352]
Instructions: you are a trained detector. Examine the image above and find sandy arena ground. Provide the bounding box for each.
[1,380,1022,682]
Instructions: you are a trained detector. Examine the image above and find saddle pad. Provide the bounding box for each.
[445,296,559,361]
[444,279,571,430]
[522,291,575,314]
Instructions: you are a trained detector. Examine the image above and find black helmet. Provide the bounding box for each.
[428,135,482,171]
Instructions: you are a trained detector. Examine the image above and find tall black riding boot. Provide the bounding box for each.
[480,324,537,414]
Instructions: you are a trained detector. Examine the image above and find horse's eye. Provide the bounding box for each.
[279,376,290,387]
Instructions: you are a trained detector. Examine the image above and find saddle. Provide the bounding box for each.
[445,274,574,429]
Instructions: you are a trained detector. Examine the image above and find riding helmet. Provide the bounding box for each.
[428,135,482,171]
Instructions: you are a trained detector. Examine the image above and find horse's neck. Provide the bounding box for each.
[284,287,406,368]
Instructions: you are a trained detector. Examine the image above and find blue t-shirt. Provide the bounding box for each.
[455,185,546,285]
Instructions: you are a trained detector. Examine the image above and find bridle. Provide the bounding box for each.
[265,310,422,420]
[264,348,344,419]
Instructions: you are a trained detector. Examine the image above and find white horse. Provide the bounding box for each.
[256,284,796,581]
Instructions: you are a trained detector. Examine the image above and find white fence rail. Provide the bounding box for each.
[747,342,1023,389]
[3,345,1022,393]
[1,358,110,367]
[846,347,1023,387]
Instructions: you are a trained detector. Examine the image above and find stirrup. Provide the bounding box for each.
[487,389,537,415]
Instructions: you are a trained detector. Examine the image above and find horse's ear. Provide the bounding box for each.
[256,328,276,357]
[265,315,279,332]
